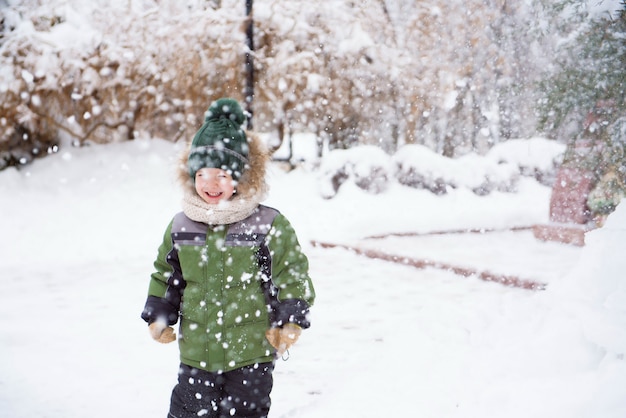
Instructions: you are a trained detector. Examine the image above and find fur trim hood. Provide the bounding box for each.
[176,131,270,224]
[178,130,269,198]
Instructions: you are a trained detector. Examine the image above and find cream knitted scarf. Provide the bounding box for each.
[181,186,267,225]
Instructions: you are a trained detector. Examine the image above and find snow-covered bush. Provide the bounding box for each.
[1,0,556,171]
[547,200,626,364]
[455,153,520,195]
[393,144,457,194]
[393,144,519,195]
[318,145,392,199]
[485,137,566,186]
[318,143,522,199]
[586,118,626,217]
[587,170,626,216]
[0,2,242,169]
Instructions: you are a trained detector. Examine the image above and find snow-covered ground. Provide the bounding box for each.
[0,139,624,417]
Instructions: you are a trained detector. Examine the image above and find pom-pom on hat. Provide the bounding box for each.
[187,98,250,181]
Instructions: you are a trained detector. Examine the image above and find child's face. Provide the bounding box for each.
[194,168,236,204]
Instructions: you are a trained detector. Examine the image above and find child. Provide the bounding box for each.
[141,97,315,418]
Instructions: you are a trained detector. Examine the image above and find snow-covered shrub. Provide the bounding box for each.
[318,145,392,199]
[587,170,626,216]
[0,105,59,170]
[485,137,566,186]
[1,0,555,173]
[547,200,626,363]
[455,153,519,195]
[393,144,519,195]
[0,3,242,169]
[586,118,626,217]
[393,144,457,194]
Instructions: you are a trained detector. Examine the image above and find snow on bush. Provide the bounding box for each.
[393,144,519,196]
[394,144,457,194]
[318,145,393,199]
[0,2,244,169]
[486,137,566,186]
[546,200,626,362]
[455,153,520,195]
[318,143,527,199]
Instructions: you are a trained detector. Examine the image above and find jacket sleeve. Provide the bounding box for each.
[140,219,185,326]
[266,214,316,329]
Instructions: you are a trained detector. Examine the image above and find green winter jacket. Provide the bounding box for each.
[143,205,315,372]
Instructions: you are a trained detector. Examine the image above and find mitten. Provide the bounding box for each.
[265,323,302,356]
[149,321,176,344]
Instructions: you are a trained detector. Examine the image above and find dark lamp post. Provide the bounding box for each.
[245,0,254,129]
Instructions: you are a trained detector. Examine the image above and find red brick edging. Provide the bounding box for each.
[310,240,547,291]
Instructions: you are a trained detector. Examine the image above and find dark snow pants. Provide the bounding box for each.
[167,362,274,418]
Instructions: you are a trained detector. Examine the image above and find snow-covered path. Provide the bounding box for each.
[0,242,578,418]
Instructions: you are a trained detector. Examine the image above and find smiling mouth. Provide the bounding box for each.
[205,191,223,198]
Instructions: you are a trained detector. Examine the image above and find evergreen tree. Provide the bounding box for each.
[537,0,626,218]
[538,1,625,135]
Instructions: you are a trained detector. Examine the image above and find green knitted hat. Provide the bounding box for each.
[187,98,250,181]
